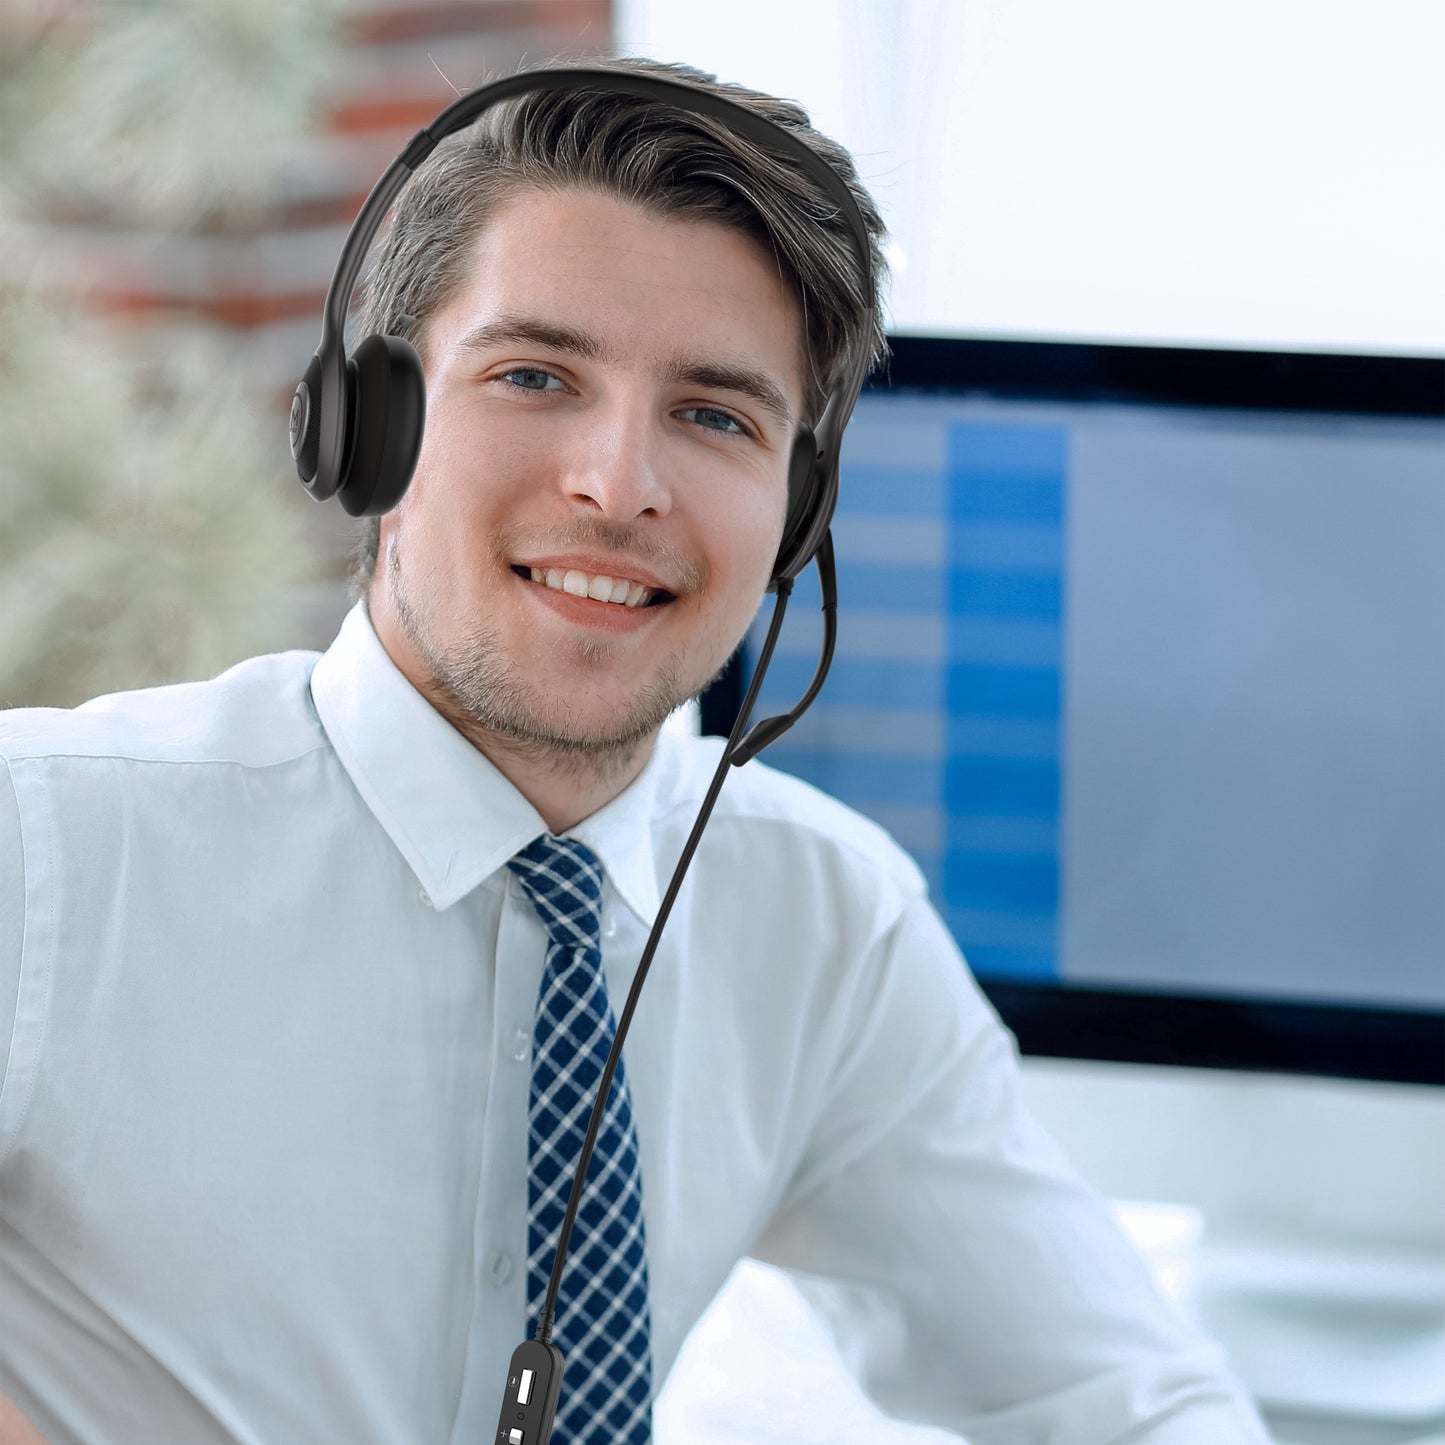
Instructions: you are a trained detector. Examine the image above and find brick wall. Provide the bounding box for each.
[17,0,614,618]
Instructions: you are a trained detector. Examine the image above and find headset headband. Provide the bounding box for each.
[290,66,876,586]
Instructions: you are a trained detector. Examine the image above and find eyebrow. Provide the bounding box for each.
[453,312,794,429]
[455,315,604,362]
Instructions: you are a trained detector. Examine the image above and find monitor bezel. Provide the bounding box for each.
[708,335,1445,1087]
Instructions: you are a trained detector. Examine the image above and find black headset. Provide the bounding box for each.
[287,66,875,591]
[289,69,878,1438]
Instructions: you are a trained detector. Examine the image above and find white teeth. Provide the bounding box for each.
[527,565,658,608]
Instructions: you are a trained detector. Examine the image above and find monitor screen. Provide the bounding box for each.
[724,338,1445,1084]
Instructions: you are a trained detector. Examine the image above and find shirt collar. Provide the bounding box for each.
[309,602,663,925]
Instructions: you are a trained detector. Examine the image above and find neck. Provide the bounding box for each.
[366,592,656,833]
[454,721,655,835]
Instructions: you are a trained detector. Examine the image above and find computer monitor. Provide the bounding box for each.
[716,337,1445,1086]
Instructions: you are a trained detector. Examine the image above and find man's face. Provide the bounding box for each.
[369,186,804,764]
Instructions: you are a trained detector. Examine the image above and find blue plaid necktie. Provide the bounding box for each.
[508,835,653,1444]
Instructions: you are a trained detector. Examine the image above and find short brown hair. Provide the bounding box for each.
[346,55,888,599]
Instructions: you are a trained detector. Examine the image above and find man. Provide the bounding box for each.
[0,57,1267,1443]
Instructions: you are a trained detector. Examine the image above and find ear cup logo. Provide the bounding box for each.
[289,384,310,459]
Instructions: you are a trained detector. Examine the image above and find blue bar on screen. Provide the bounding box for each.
[945,422,1067,982]
[749,412,1071,988]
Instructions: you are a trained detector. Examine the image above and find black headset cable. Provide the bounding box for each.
[522,532,836,1359]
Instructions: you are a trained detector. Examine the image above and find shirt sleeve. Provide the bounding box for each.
[748,894,1270,1444]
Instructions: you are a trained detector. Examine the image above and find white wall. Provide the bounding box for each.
[617,0,1445,355]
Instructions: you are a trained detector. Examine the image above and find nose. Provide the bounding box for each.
[563,400,672,521]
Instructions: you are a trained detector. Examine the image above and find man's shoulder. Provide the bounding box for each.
[663,731,928,899]
[0,646,328,773]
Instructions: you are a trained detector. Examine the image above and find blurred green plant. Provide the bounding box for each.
[0,294,324,708]
[2,0,345,229]
[0,0,345,709]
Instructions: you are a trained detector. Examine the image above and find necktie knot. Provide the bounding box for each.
[508,835,605,955]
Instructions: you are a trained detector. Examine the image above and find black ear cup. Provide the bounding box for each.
[773,427,828,585]
[335,333,426,517]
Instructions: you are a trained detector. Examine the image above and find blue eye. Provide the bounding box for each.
[500,367,562,392]
[682,406,746,435]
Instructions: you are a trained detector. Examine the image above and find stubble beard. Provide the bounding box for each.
[387,542,704,787]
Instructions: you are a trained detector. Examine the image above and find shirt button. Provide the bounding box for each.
[487,1251,513,1286]
[418,888,432,908]
[508,1027,531,1063]
[601,912,617,941]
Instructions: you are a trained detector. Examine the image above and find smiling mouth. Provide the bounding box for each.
[512,565,673,609]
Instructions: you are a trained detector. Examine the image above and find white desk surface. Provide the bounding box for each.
[654,1256,1445,1445]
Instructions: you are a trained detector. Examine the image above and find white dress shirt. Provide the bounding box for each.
[0,601,1267,1445]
